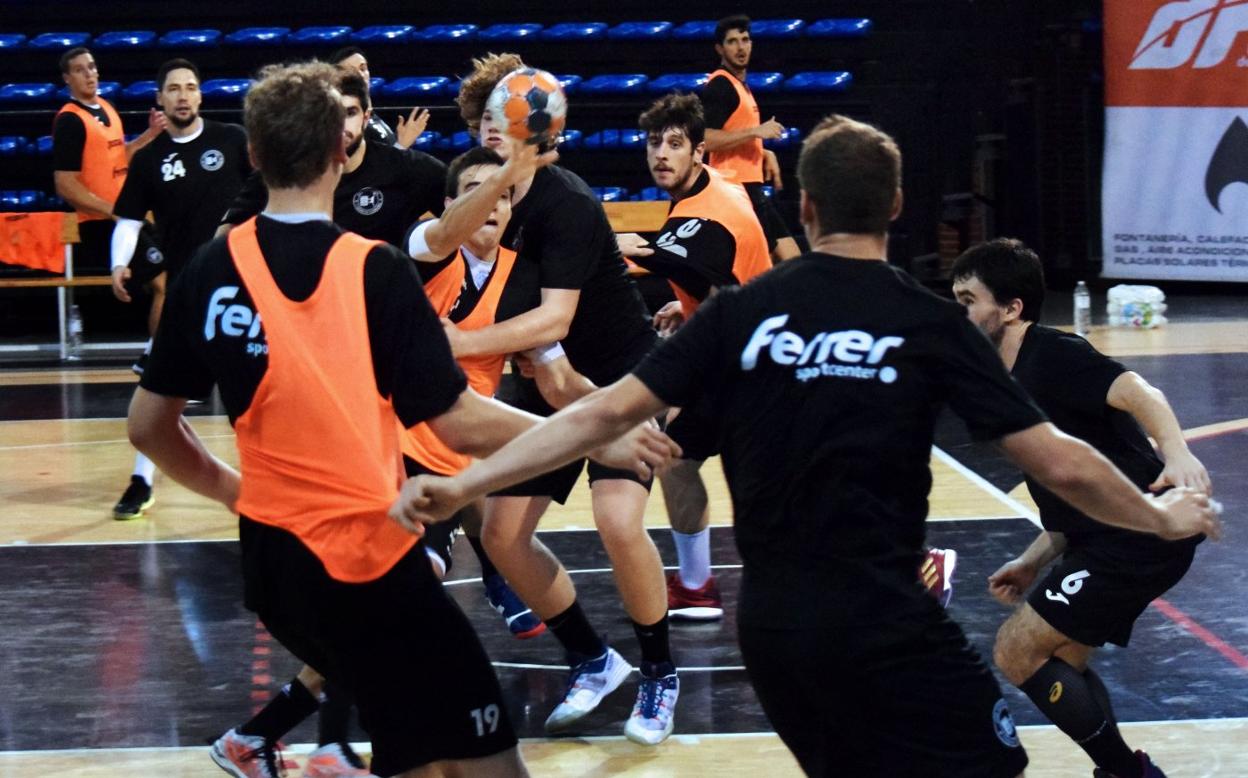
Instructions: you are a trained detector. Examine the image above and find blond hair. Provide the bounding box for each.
[456,52,525,134]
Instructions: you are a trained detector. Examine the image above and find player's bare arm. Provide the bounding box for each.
[127,387,240,510]
[1105,371,1212,494]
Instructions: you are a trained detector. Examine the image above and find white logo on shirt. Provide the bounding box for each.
[161,153,186,182]
[353,187,384,216]
[740,314,905,384]
[200,149,224,171]
[205,286,266,356]
[654,219,703,258]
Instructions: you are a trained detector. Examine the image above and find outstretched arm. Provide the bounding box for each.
[1106,371,1211,493]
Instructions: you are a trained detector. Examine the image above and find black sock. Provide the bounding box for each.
[237,676,319,741]
[317,682,352,746]
[1083,667,1118,726]
[468,535,500,580]
[546,600,606,659]
[633,615,673,668]
[1019,659,1139,778]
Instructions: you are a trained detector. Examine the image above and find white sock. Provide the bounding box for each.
[672,528,711,589]
[133,452,156,484]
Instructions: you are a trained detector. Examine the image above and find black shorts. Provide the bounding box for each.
[123,222,169,295]
[742,182,792,251]
[239,517,517,774]
[1027,539,1196,647]
[666,400,719,462]
[492,374,652,502]
[739,607,1028,778]
[403,455,472,574]
[73,219,114,274]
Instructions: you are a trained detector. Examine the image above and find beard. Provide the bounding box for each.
[167,110,197,129]
[346,136,363,157]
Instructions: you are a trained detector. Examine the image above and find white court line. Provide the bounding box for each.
[0,433,234,452]
[2,719,1246,757]
[931,445,1041,528]
[492,661,746,672]
[443,563,743,587]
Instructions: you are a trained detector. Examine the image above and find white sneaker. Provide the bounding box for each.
[301,742,375,777]
[624,669,679,746]
[544,647,632,733]
[209,728,283,778]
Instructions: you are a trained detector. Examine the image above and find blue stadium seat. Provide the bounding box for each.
[0,192,21,210]
[94,31,157,50]
[382,77,449,99]
[369,77,385,94]
[784,71,853,93]
[35,135,53,156]
[648,73,709,94]
[225,27,290,47]
[28,32,91,49]
[764,126,803,149]
[556,128,582,149]
[352,25,415,45]
[159,29,222,48]
[435,131,474,153]
[0,83,56,104]
[635,186,671,201]
[556,75,582,95]
[412,24,478,43]
[0,34,27,50]
[595,187,628,202]
[478,23,543,41]
[18,191,44,210]
[750,19,806,39]
[583,130,620,150]
[0,137,28,157]
[608,21,672,40]
[671,21,715,40]
[745,71,785,93]
[578,74,649,96]
[55,82,120,103]
[806,18,873,38]
[541,23,608,41]
[412,131,442,152]
[620,129,647,149]
[122,81,158,103]
[288,26,353,46]
[200,78,251,102]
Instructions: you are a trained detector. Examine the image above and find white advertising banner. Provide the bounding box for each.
[1103,1,1248,282]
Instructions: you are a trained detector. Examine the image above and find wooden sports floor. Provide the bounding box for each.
[0,309,1245,777]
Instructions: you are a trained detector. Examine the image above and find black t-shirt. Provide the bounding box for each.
[633,253,1046,630]
[501,165,656,385]
[1012,324,1177,551]
[141,216,466,428]
[630,170,741,302]
[114,120,251,269]
[52,100,112,171]
[701,74,742,131]
[222,141,446,248]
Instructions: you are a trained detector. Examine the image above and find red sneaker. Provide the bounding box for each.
[920,548,957,608]
[667,572,724,621]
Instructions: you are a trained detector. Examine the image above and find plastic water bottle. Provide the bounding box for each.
[67,304,83,360]
[1073,281,1091,337]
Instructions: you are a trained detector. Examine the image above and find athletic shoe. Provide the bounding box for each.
[624,662,679,746]
[209,728,284,778]
[301,742,374,777]
[131,352,148,377]
[484,574,546,639]
[666,573,724,621]
[1092,751,1167,778]
[113,475,154,520]
[545,647,633,733]
[920,548,957,608]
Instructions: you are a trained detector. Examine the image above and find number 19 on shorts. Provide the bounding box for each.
[470,704,501,737]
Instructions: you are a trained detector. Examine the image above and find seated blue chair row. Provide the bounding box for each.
[631,187,671,202]
[591,187,628,202]
[225,27,290,47]
[0,190,56,211]
[55,82,120,103]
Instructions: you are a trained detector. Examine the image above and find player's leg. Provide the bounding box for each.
[659,405,723,620]
[589,475,680,745]
[113,452,157,519]
[462,497,544,639]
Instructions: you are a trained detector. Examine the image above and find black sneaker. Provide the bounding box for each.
[131,352,148,377]
[113,475,154,520]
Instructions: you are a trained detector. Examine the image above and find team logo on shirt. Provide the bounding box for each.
[654,219,703,258]
[353,187,384,216]
[740,314,905,384]
[145,246,163,266]
[200,149,224,172]
[205,286,267,357]
[992,699,1020,748]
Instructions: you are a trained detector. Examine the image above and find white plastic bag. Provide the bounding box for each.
[1106,285,1167,329]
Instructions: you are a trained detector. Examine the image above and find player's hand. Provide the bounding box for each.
[588,419,681,480]
[987,558,1037,606]
[500,138,559,185]
[395,107,430,149]
[110,266,132,303]
[652,300,686,337]
[389,474,467,533]
[440,317,467,357]
[1150,448,1212,495]
[763,149,784,190]
[1151,486,1222,541]
[147,108,168,135]
[755,116,785,141]
[617,232,654,258]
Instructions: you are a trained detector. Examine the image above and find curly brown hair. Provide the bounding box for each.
[245,62,345,189]
[456,52,525,134]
